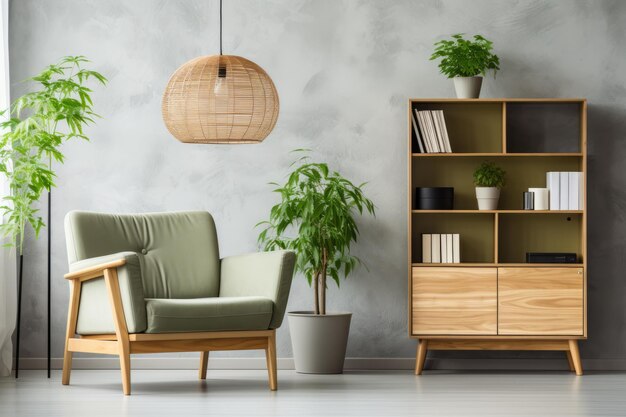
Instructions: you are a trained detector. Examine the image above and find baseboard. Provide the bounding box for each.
[17,357,626,371]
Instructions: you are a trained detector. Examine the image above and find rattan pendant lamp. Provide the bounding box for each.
[162,0,279,144]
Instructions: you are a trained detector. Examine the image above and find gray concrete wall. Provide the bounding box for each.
[8,0,626,367]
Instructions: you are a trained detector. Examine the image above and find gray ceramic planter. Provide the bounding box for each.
[453,76,483,98]
[288,311,352,374]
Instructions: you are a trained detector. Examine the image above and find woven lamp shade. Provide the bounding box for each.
[162,55,279,144]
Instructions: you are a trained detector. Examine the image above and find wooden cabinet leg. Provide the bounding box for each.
[265,330,277,391]
[415,339,429,375]
[199,351,209,380]
[566,350,575,372]
[568,340,583,376]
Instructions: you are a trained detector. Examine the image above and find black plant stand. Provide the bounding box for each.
[47,190,51,378]
[15,253,23,378]
[14,189,52,379]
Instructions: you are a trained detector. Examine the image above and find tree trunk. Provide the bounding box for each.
[313,271,320,315]
[320,248,328,315]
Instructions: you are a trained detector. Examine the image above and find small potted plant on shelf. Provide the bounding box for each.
[473,162,506,210]
[257,150,375,374]
[430,33,500,98]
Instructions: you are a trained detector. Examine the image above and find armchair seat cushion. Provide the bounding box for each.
[145,296,274,333]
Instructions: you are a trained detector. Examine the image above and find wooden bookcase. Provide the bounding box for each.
[408,98,587,375]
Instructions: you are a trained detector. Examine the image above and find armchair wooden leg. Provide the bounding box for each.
[265,330,277,391]
[105,268,132,395]
[62,280,82,385]
[568,339,583,376]
[415,339,428,375]
[118,340,131,395]
[199,351,209,380]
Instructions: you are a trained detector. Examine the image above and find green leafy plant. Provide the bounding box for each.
[257,151,375,315]
[430,34,500,78]
[473,162,506,188]
[0,56,107,254]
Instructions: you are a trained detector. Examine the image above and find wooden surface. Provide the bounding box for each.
[412,267,497,335]
[498,268,584,335]
[64,259,127,281]
[104,268,131,395]
[266,331,277,391]
[198,352,209,380]
[61,280,81,386]
[130,337,268,354]
[8,370,626,416]
[414,340,428,375]
[569,339,583,375]
[427,339,570,351]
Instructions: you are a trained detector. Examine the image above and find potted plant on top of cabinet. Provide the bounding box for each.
[473,162,506,210]
[257,151,375,374]
[430,34,500,98]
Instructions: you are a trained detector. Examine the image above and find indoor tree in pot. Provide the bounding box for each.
[0,56,106,377]
[473,162,506,210]
[430,34,500,98]
[257,152,375,374]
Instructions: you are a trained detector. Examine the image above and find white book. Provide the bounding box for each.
[428,111,446,153]
[437,110,452,153]
[422,234,431,263]
[416,111,434,153]
[431,234,441,263]
[547,172,560,210]
[579,172,584,210]
[452,234,460,263]
[446,234,453,264]
[418,110,440,152]
[568,172,579,210]
[560,171,569,210]
[441,234,448,263]
[411,110,425,153]
[431,111,447,153]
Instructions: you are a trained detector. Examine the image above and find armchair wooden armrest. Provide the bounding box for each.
[64,259,127,282]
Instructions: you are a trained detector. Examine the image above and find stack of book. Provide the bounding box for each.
[546,172,584,210]
[422,234,460,263]
[411,109,452,153]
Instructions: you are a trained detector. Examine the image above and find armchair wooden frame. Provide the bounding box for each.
[62,259,278,395]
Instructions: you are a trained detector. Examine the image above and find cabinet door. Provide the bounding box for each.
[498,268,583,335]
[412,267,497,335]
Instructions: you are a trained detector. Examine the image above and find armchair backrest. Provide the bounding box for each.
[64,211,221,299]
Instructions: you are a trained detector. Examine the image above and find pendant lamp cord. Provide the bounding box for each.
[219,0,223,55]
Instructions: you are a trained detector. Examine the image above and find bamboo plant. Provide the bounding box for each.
[0,56,107,254]
[257,151,375,315]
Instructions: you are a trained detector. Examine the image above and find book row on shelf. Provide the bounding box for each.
[547,172,584,210]
[422,233,460,263]
[411,109,452,153]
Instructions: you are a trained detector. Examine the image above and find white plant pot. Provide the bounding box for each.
[453,76,483,99]
[288,311,352,374]
[475,187,500,210]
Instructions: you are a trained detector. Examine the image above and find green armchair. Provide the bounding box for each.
[62,211,295,395]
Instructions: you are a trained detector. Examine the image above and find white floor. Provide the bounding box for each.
[1,370,626,417]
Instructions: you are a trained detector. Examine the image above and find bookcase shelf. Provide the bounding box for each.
[412,153,584,157]
[412,210,583,214]
[407,98,588,374]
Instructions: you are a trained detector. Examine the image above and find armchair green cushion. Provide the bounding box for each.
[145,296,273,333]
[64,211,296,335]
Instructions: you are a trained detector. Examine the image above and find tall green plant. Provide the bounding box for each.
[430,34,500,78]
[257,151,375,315]
[0,56,107,254]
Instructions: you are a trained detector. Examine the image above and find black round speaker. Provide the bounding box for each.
[415,187,454,210]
